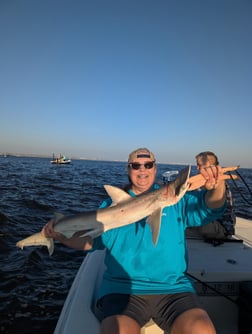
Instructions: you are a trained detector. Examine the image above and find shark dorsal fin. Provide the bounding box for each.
[146,208,162,245]
[104,185,131,206]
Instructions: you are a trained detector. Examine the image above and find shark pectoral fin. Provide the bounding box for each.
[146,208,162,245]
[81,227,104,239]
[104,185,132,206]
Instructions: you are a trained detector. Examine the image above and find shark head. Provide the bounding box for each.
[173,165,191,198]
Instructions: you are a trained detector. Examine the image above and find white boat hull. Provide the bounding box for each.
[54,217,252,334]
[51,160,71,164]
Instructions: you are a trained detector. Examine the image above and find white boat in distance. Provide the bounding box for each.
[54,216,252,334]
[51,154,71,164]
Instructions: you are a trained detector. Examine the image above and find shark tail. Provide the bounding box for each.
[16,232,54,256]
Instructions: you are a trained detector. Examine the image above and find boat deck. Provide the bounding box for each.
[188,237,252,282]
[54,217,252,334]
[184,218,252,334]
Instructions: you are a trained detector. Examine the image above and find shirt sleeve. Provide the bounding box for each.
[183,190,227,228]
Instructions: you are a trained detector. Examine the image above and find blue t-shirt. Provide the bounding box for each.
[92,184,225,298]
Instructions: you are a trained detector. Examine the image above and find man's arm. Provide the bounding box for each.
[200,165,226,209]
[41,220,94,251]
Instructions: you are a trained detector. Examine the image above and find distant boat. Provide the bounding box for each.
[51,154,71,164]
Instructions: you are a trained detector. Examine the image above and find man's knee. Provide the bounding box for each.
[170,308,216,334]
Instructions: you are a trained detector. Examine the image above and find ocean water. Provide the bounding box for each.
[0,157,251,334]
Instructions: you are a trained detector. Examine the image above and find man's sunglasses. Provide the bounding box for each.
[128,161,155,170]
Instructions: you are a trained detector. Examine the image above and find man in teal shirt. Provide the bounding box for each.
[43,148,226,334]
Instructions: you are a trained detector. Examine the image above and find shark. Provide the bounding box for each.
[16,165,191,255]
[16,165,239,255]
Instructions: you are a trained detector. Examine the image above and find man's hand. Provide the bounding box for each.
[198,165,223,190]
[41,219,66,242]
[41,219,93,250]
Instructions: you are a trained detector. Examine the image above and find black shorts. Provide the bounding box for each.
[94,292,201,331]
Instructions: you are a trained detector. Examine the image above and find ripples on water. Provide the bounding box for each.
[0,157,251,333]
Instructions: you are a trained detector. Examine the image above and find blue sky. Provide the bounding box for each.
[1,0,252,167]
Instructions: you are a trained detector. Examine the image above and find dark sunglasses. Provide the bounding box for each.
[128,161,155,170]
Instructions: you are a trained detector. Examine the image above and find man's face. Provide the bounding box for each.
[196,155,216,170]
[128,157,156,194]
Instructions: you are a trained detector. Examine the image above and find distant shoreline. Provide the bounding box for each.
[0,153,127,163]
[1,153,249,169]
[0,153,189,166]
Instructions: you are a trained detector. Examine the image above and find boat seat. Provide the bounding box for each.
[141,319,165,334]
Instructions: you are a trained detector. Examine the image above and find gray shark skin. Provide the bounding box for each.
[16,165,190,255]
